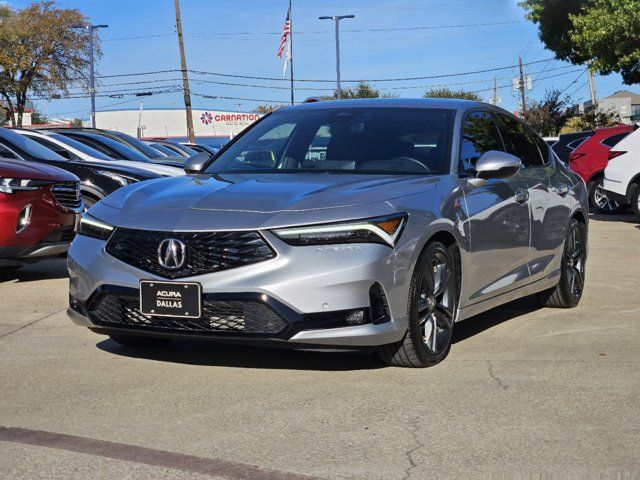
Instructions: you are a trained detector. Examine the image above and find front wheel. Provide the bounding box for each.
[536,218,587,308]
[378,241,458,368]
[590,178,627,214]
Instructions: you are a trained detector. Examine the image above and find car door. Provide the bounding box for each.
[458,110,532,305]
[498,118,572,282]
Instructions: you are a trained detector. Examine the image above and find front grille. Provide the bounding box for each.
[89,292,289,335]
[52,182,83,211]
[105,229,276,279]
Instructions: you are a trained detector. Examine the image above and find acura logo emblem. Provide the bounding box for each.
[158,238,187,270]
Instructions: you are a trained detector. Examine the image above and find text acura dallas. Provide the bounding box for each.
[68,99,589,368]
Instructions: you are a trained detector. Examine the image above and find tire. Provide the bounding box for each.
[536,218,587,308]
[108,335,173,348]
[589,177,627,214]
[631,184,640,219]
[378,241,458,368]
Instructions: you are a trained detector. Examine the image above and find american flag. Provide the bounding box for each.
[277,8,291,58]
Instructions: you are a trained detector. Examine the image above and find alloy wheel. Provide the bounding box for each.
[417,251,455,355]
[564,221,586,300]
[593,182,621,212]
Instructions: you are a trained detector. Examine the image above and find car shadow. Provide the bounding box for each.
[589,212,639,224]
[97,338,386,371]
[452,295,541,344]
[0,258,68,283]
[97,296,542,371]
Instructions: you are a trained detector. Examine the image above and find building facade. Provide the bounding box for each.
[92,108,262,140]
[583,90,640,125]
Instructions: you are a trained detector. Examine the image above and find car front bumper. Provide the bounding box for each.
[67,233,411,347]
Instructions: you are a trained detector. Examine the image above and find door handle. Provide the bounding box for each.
[554,184,570,196]
[514,189,529,204]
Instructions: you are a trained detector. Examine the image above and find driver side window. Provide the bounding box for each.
[459,111,503,175]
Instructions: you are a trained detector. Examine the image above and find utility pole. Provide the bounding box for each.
[518,55,527,118]
[319,15,355,100]
[288,0,295,105]
[490,76,500,106]
[72,23,108,128]
[174,0,195,143]
[588,66,598,106]
[136,101,144,139]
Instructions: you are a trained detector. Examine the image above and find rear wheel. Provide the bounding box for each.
[536,218,587,308]
[378,241,458,368]
[631,184,640,219]
[589,178,627,214]
[108,335,173,348]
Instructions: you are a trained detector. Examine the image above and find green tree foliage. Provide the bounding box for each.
[520,0,640,84]
[524,88,576,136]
[30,107,49,125]
[254,104,287,114]
[329,81,398,100]
[0,1,95,127]
[561,105,620,132]
[423,88,483,101]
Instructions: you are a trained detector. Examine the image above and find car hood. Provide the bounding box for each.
[0,158,79,182]
[93,173,437,230]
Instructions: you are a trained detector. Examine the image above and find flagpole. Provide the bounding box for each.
[289,0,295,105]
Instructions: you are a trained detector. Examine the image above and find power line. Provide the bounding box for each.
[102,21,523,42]
[188,58,555,83]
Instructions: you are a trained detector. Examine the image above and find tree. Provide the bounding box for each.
[254,104,287,114]
[0,1,95,127]
[561,104,620,132]
[31,107,49,125]
[327,81,398,100]
[520,0,640,84]
[423,88,483,101]
[524,88,576,136]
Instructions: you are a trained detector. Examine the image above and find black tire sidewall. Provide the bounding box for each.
[557,219,587,307]
[631,185,640,219]
[589,178,627,214]
[406,241,457,366]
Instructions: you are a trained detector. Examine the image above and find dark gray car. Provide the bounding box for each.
[68,99,589,368]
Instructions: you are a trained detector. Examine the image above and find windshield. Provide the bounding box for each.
[204,107,454,175]
[0,128,65,161]
[49,133,112,160]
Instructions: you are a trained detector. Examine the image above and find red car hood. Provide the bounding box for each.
[0,158,78,182]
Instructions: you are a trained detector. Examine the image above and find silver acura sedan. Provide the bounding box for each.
[68,99,588,368]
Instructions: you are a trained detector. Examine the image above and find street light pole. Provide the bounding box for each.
[73,23,108,128]
[319,15,354,100]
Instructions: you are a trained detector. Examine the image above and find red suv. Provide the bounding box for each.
[569,124,635,213]
[0,159,83,268]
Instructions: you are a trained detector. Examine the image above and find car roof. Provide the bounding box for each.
[281,97,488,112]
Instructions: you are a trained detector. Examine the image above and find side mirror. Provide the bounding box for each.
[474,151,522,180]
[183,152,210,174]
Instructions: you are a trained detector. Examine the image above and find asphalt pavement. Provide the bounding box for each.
[1,214,639,479]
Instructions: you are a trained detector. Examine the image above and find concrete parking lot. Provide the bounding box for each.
[1,214,639,479]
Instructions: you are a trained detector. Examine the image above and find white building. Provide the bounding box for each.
[582,90,640,125]
[92,108,262,141]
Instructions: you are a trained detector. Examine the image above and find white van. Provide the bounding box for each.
[603,126,640,218]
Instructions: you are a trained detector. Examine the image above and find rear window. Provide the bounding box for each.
[602,132,630,148]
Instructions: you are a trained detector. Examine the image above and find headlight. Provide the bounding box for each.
[96,170,139,187]
[75,213,114,240]
[272,214,408,247]
[0,178,52,194]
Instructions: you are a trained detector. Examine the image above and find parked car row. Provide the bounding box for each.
[550,124,639,216]
[0,127,219,268]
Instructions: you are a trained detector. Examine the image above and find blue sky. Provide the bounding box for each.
[9,0,632,120]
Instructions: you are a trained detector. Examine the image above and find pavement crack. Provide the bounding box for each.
[401,416,424,480]
[486,360,509,390]
[0,307,66,340]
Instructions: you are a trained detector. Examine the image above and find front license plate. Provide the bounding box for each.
[139,281,201,318]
